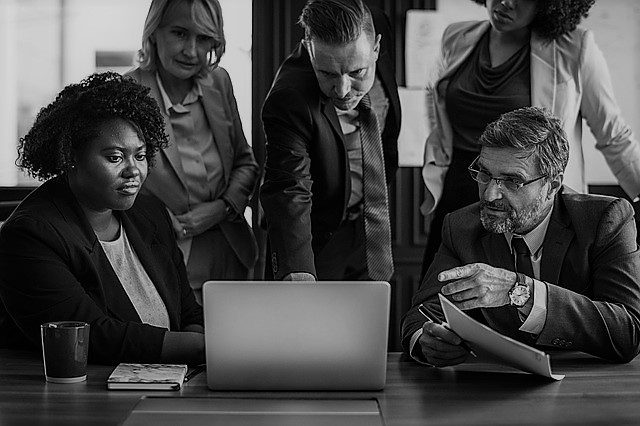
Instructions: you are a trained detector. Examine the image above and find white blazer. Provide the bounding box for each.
[421,20,640,215]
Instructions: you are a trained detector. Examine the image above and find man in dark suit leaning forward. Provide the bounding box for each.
[403,107,640,364]
[260,0,401,282]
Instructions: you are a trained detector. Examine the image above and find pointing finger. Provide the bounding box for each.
[439,265,475,282]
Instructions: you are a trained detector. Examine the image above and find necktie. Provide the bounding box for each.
[357,94,394,281]
[511,236,534,278]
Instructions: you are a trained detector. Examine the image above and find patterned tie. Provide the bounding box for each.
[357,94,394,281]
[511,236,534,278]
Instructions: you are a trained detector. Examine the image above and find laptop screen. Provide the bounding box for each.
[202,281,390,391]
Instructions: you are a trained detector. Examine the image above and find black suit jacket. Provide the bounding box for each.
[402,188,640,362]
[0,176,203,364]
[260,8,401,279]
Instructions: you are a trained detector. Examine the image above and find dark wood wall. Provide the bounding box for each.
[251,0,436,350]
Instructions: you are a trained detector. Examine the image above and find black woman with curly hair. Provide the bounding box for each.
[418,0,640,280]
[0,72,205,365]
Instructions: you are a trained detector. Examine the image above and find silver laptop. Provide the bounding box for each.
[202,281,390,391]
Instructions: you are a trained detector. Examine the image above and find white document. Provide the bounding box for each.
[439,294,564,380]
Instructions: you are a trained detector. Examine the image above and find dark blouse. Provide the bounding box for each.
[446,29,531,152]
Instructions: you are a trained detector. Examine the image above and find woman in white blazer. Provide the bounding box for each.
[420,0,640,278]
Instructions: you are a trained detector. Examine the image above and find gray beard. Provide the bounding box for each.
[480,191,550,235]
[480,210,515,234]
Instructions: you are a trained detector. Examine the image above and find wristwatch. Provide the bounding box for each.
[508,273,531,307]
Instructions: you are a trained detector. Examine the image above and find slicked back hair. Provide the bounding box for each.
[298,0,375,45]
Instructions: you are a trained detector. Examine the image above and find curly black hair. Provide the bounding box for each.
[17,72,169,181]
[470,0,596,40]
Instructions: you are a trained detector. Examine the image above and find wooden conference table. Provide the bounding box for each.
[1,349,639,425]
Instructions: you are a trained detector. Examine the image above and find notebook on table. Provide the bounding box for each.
[107,363,188,390]
[202,280,390,391]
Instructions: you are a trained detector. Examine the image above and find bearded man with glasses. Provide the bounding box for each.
[402,106,640,366]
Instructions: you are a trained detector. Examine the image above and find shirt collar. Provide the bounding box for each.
[155,72,206,114]
[505,204,554,257]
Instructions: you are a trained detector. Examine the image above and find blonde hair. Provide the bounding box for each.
[137,0,226,75]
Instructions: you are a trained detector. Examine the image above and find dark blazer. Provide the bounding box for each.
[126,67,259,272]
[402,188,640,362]
[0,176,203,364]
[260,8,401,279]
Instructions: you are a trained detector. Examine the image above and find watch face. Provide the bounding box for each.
[509,284,530,307]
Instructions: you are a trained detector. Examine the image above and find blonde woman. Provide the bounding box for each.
[127,0,259,300]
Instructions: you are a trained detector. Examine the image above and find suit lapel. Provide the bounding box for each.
[138,70,188,189]
[100,209,178,329]
[321,100,351,208]
[540,195,574,284]
[92,222,142,323]
[322,100,344,145]
[375,48,399,122]
[530,32,557,112]
[440,21,491,83]
[119,210,177,327]
[201,82,231,184]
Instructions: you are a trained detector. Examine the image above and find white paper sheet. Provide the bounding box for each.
[439,294,564,380]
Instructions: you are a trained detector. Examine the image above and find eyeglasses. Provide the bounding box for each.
[467,156,547,192]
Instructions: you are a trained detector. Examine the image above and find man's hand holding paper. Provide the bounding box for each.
[418,314,470,368]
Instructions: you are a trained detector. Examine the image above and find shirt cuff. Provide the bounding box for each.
[518,278,548,335]
[408,328,433,366]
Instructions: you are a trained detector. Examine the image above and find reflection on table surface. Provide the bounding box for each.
[1,349,639,425]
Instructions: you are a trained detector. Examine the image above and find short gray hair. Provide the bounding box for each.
[298,0,375,45]
[478,107,569,179]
